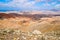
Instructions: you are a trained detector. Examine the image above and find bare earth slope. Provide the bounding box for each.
[0,13,60,33]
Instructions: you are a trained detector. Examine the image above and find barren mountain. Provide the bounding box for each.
[0,12,60,33]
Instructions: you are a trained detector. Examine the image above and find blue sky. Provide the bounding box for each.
[0,0,60,11]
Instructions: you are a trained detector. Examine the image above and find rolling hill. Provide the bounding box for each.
[0,12,60,33]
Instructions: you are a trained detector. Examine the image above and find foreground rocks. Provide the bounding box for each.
[0,28,60,40]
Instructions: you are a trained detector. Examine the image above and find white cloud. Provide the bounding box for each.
[0,0,36,8]
[51,2,57,5]
[0,0,59,11]
[36,0,41,1]
[55,4,60,8]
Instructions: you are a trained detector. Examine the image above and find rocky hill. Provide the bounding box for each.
[0,13,60,33]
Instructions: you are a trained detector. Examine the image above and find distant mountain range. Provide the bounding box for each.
[0,11,60,20]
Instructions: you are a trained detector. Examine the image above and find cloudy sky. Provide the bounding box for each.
[0,0,60,11]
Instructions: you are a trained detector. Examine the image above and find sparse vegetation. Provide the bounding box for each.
[0,28,60,40]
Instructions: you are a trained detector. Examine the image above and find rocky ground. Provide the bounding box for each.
[0,29,60,40]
